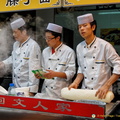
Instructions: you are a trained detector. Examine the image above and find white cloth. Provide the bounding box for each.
[0,86,8,95]
[77,37,120,90]
[3,38,41,93]
[41,44,76,98]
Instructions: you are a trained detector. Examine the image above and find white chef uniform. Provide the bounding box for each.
[41,43,76,98]
[77,37,120,90]
[3,37,41,93]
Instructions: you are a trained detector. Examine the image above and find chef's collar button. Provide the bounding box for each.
[48,68,50,69]
[93,56,95,59]
[18,77,20,78]
[84,67,86,69]
[92,67,94,69]
[19,69,20,71]
[51,87,53,89]
[84,46,86,48]
[56,68,57,70]
[91,88,93,90]
[94,46,96,48]
[27,44,28,46]
[91,78,94,80]
[20,60,22,62]
[49,59,51,60]
[59,50,61,52]
[85,77,87,79]
[24,52,25,54]
[46,86,47,88]
[57,59,59,60]
[85,87,87,89]
[84,56,86,58]
[14,75,15,77]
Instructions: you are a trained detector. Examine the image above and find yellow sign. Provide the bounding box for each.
[63,0,120,7]
[1,0,120,12]
[0,0,61,12]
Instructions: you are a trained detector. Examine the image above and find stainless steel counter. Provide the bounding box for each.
[0,107,86,120]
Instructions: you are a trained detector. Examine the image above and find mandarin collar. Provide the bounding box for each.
[20,37,30,47]
[85,36,96,48]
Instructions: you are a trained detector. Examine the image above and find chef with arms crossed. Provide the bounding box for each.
[68,13,120,99]
[35,23,76,99]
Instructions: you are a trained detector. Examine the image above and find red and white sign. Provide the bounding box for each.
[0,95,105,119]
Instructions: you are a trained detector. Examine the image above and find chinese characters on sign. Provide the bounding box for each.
[6,0,30,7]
[0,97,5,104]
[24,0,30,5]
[56,103,71,112]
[1,97,71,112]
[1,0,61,12]
[6,0,20,6]
[40,0,50,3]
[33,101,48,110]
[13,99,26,107]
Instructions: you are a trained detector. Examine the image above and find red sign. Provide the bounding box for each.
[0,95,105,119]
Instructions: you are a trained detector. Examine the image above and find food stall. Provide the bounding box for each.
[0,0,120,120]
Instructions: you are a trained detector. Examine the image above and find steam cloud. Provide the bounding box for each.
[0,13,47,62]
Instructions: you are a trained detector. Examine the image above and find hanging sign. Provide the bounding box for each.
[63,0,120,7]
[0,0,61,12]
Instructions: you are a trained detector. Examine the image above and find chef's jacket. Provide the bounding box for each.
[77,37,120,90]
[41,43,76,98]
[3,37,41,93]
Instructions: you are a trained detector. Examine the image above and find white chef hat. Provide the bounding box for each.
[46,23,62,33]
[77,13,94,25]
[10,18,25,30]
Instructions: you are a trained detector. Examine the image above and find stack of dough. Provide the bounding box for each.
[61,87,114,103]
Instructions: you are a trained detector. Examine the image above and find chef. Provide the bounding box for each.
[68,13,120,99]
[0,18,41,96]
[35,23,76,99]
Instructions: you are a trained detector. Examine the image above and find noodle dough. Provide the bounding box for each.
[61,87,114,103]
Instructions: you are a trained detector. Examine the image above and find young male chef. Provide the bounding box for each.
[69,13,120,99]
[35,23,76,99]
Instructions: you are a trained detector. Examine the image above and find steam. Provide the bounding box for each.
[0,13,47,62]
[0,22,14,61]
[10,13,47,50]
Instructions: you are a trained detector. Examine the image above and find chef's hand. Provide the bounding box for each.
[68,82,79,90]
[44,70,55,79]
[34,73,41,79]
[29,92,35,96]
[95,85,109,99]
